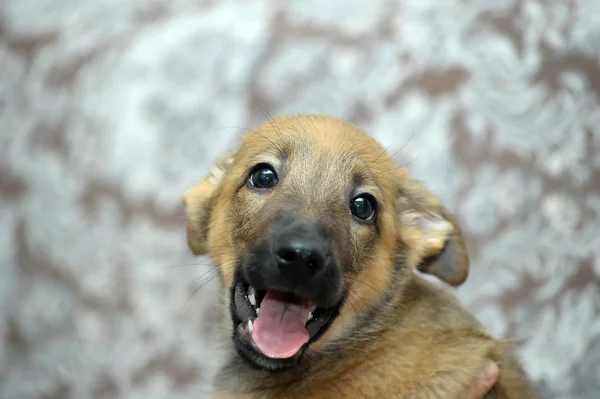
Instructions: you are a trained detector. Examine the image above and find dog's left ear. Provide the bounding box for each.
[182,150,236,255]
[397,179,469,287]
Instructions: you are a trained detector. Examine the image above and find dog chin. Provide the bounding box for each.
[228,274,345,373]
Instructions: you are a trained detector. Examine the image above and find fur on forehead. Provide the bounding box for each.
[234,114,401,189]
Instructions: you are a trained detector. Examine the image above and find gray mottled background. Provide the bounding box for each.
[1,1,600,398]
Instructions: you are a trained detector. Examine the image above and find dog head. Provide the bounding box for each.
[183,114,468,372]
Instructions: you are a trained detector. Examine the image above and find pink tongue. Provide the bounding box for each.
[252,291,312,359]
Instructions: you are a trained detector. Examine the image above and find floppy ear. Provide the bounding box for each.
[397,179,469,287]
[182,150,236,255]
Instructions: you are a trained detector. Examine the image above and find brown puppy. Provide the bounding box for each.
[183,114,538,398]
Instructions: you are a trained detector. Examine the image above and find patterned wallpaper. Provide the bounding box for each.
[1,1,599,398]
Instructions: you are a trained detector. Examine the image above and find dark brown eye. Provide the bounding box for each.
[350,195,376,220]
[249,164,279,189]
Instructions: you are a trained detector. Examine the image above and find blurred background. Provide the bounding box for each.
[1,1,599,398]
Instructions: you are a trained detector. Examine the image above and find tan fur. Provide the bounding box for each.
[183,114,538,398]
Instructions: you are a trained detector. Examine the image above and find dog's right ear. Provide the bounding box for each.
[397,178,469,287]
[182,150,236,255]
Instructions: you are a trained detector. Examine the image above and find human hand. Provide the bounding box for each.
[460,361,499,399]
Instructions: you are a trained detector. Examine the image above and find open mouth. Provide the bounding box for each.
[231,277,342,370]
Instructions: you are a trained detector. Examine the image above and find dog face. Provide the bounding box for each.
[183,114,468,373]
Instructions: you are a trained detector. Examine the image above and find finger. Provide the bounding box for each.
[462,361,499,399]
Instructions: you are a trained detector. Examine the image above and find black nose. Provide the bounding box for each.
[274,231,327,278]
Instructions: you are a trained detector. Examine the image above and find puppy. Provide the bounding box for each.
[182,114,538,398]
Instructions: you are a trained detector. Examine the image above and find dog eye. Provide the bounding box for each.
[249,164,279,189]
[350,195,376,221]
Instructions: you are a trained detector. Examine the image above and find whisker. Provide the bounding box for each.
[255,104,285,150]
[210,124,284,156]
[180,284,206,314]
[180,272,222,313]
[380,129,416,166]
[162,262,217,269]
[191,267,222,285]
[211,126,255,134]
[258,103,284,142]
[346,276,387,298]
[366,136,396,169]
[382,155,421,174]
[367,129,416,175]
[179,258,237,314]
[346,286,372,314]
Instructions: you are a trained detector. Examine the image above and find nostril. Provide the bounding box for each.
[277,248,297,263]
[275,239,326,273]
[306,257,321,270]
